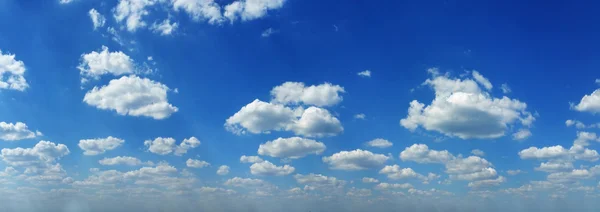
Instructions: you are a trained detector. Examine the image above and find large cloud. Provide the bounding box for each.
[572,89,600,114]
[78,136,124,156]
[78,46,134,82]
[400,69,534,139]
[0,122,42,141]
[144,137,200,156]
[322,149,389,170]
[258,137,325,159]
[0,49,28,91]
[270,82,345,107]
[250,161,295,176]
[83,75,178,119]
[225,100,342,137]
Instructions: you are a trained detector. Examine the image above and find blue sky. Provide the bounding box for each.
[1,0,600,211]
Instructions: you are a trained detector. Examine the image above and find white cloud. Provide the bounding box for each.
[506,169,523,176]
[291,107,343,137]
[261,27,277,37]
[471,149,485,156]
[186,159,210,168]
[500,83,511,94]
[77,46,135,82]
[400,70,534,139]
[240,155,263,163]
[362,177,379,183]
[445,156,498,181]
[512,129,532,141]
[0,122,42,141]
[78,136,124,156]
[354,113,366,120]
[59,0,74,4]
[217,165,230,175]
[366,138,393,148]
[379,165,421,180]
[400,144,455,164]
[572,89,600,114]
[144,137,200,156]
[224,0,286,22]
[113,0,160,32]
[322,149,389,170]
[547,169,593,183]
[270,82,345,107]
[357,70,371,78]
[151,19,178,36]
[224,177,265,187]
[468,176,506,188]
[88,9,106,30]
[596,79,600,85]
[250,161,295,176]
[83,75,178,119]
[172,0,224,24]
[535,162,574,173]
[0,49,28,91]
[1,140,70,170]
[471,70,492,90]
[99,156,143,166]
[225,100,342,137]
[294,173,346,189]
[519,145,569,160]
[374,182,413,190]
[346,187,372,197]
[258,137,326,159]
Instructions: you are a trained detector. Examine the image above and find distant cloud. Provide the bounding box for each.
[88,9,106,30]
[471,149,485,156]
[0,122,42,141]
[250,161,295,176]
[0,49,29,91]
[322,149,389,170]
[78,136,124,156]
[144,137,200,156]
[366,138,393,148]
[501,83,511,94]
[261,28,277,37]
[506,169,523,176]
[151,19,178,36]
[512,129,532,141]
[357,70,371,78]
[217,165,230,175]
[186,159,210,168]
[258,137,326,159]
[354,113,366,120]
[571,87,600,114]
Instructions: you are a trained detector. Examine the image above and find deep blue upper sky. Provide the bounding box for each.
[1,0,600,211]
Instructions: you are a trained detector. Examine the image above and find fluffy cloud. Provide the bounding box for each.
[566,119,599,129]
[186,159,210,168]
[78,136,124,156]
[445,156,497,181]
[172,0,224,24]
[400,70,534,139]
[144,137,200,156]
[78,46,135,81]
[224,0,286,22]
[258,137,325,159]
[88,9,106,30]
[224,177,265,187]
[217,165,230,175]
[547,169,593,183]
[366,138,393,148]
[571,89,600,114]
[354,113,366,120]
[294,173,346,189]
[512,129,532,141]
[519,132,600,162]
[400,144,455,164]
[270,82,345,107]
[379,165,421,180]
[362,177,379,183]
[0,122,42,141]
[99,156,144,166]
[240,155,263,163]
[519,145,569,160]
[535,162,574,173]
[471,149,485,156]
[1,140,69,171]
[83,75,178,119]
[0,49,28,91]
[322,149,389,170]
[225,100,342,137]
[250,161,295,176]
[113,0,160,32]
[151,19,178,35]
[357,70,371,78]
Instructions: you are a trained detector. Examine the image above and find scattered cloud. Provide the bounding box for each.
[357,70,371,78]
[88,9,106,30]
[261,27,277,37]
[400,144,455,164]
[83,75,178,119]
[362,177,379,183]
[572,89,600,114]
[151,19,178,36]
[99,156,144,166]
[78,136,124,156]
[77,46,135,82]
[144,137,200,156]
[354,113,366,120]
[240,155,263,163]
[366,138,393,148]
[224,0,286,23]
[258,137,326,159]
[186,159,210,168]
[217,165,230,175]
[0,49,28,91]
[512,129,532,141]
[322,149,389,170]
[471,149,485,156]
[0,122,42,141]
[506,169,523,176]
[500,83,511,94]
[270,82,345,107]
[250,160,295,176]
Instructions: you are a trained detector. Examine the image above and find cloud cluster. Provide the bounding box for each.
[0,49,28,91]
[78,136,124,156]
[144,137,200,156]
[400,69,534,140]
[250,160,295,176]
[0,122,42,141]
[258,137,326,159]
[322,149,389,170]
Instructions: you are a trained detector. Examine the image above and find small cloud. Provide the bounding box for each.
[354,114,366,120]
[147,56,153,61]
[470,149,485,156]
[261,28,277,37]
[501,83,511,94]
[333,25,339,32]
[357,70,371,78]
[596,79,600,85]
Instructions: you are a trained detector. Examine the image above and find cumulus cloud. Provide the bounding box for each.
[471,149,485,156]
[83,75,178,119]
[0,122,42,141]
[362,177,379,183]
[512,129,532,141]
[240,155,263,163]
[379,165,421,180]
[151,19,178,36]
[354,113,366,120]
[322,149,389,170]
[217,165,230,175]
[144,137,200,156]
[225,100,342,137]
[99,156,143,166]
[172,0,224,24]
[113,0,160,32]
[1,140,70,172]
[77,46,135,82]
[250,161,295,176]
[572,89,600,114]
[400,70,534,139]
[88,9,106,30]
[294,173,346,189]
[366,138,393,148]
[400,144,455,164]
[270,82,345,107]
[519,132,600,163]
[258,137,325,159]
[186,159,210,168]
[357,70,371,78]
[535,162,574,173]
[0,49,28,91]
[224,0,286,23]
[78,136,124,156]
[224,177,266,187]
[445,156,497,181]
